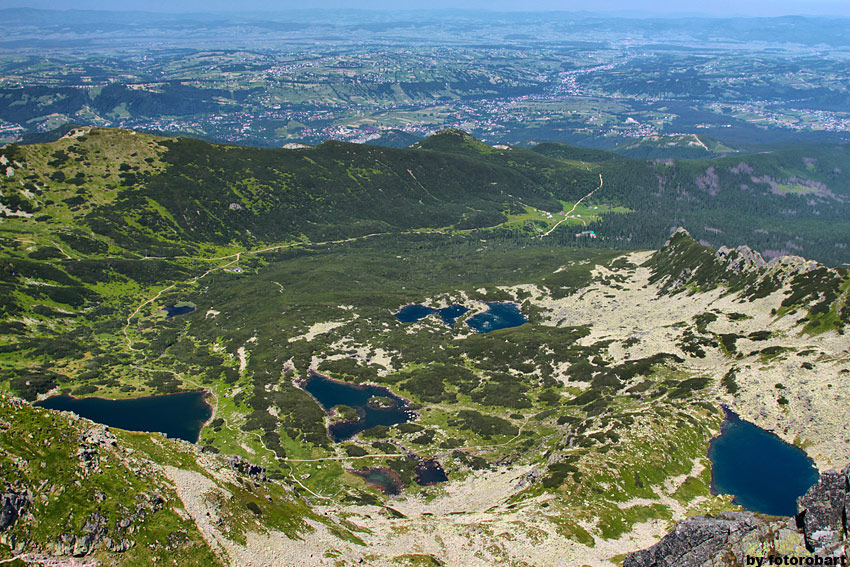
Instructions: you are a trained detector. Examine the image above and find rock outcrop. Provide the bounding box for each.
[624,466,850,566]
[796,465,850,554]
[80,425,118,448]
[623,512,794,567]
[76,425,119,475]
[52,494,159,557]
[0,489,30,531]
[651,227,823,295]
[716,244,767,272]
[227,454,267,482]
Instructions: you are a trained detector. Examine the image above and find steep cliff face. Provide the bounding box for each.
[624,466,850,567]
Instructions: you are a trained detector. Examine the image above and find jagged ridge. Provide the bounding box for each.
[645,228,849,334]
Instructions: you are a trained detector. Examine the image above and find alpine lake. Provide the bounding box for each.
[31,301,530,493]
[34,300,819,508]
[34,391,213,443]
[396,301,527,332]
[299,370,450,490]
[299,370,416,443]
[709,409,819,517]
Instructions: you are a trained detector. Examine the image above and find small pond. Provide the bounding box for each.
[396,304,470,327]
[709,408,819,517]
[300,371,416,442]
[465,302,527,333]
[351,467,404,495]
[34,391,212,443]
[414,459,448,486]
[163,303,196,318]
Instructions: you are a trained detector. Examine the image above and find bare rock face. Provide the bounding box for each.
[80,425,117,448]
[716,245,767,272]
[765,254,819,276]
[227,454,267,481]
[625,466,850,566]
[103,536,134,552]
[73,533,96,557]
[55,533,76,556]
[513,467,541,490]
[666,226,693,242]
[0,489,30,531]
[796,466,850,554]
[52,499,157,557]
[76,446,100,474]
[623,513,764,567]
[75,426,119,475]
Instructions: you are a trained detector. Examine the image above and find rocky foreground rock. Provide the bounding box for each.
[624,466,850,566]
[0,490,30,531]
[796,466,850,555]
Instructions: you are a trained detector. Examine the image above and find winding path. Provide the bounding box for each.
[122,232,398,351]
[541,173,604,237]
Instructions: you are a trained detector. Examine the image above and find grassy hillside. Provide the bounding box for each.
[3,126,850,264]
[0,393,365,566]
[0,127,597,257]
[529,140,850,265]
[613,134,738,159]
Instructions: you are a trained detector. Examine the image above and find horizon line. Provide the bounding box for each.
[2,6,849,18]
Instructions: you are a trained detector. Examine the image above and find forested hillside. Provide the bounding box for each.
[2,127,850,266]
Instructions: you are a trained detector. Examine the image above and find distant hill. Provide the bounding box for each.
[361,129,423,148]
[410,128,496,155]
[1,127,849,264]
[613,134,738,159]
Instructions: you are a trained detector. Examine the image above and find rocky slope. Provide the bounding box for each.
[624,464,850,566]
[0,394,361,567]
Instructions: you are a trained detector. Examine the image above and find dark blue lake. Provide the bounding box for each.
[709,409,819,517]
[436,305,470,326]
[163,304,196,318]
[465,302,527,333]
[415,459,448,486]
[396,304,469,327]
[34,391,212,443]
[396,304,434,323]
[300,371,416,442]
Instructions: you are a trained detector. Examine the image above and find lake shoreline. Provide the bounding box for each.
[33,390,213,443]
[708,405,819,517]
[295,368,418,442]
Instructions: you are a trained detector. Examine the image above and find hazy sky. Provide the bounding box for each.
[3,0,850,17]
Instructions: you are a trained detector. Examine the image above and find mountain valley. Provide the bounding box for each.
[0,127,848,565]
